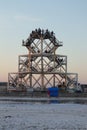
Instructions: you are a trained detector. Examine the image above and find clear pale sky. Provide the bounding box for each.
[0,0,87,84]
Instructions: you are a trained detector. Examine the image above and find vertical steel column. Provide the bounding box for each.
[65,56,67,87]
[41,37,44,89]
[29,48,32,88]
[53,46,56,87]
[76,73,78,87]
[18,55,20,87]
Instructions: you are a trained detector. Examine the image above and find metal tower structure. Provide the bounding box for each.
[8,28,78,91]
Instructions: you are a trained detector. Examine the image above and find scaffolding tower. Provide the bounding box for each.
[8,28,78,91]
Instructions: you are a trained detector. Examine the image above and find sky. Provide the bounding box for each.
[0,0,87,84]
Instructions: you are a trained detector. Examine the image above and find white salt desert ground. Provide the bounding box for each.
[0,97,87,130]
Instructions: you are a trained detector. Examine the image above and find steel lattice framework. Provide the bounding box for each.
[8,29,78,91]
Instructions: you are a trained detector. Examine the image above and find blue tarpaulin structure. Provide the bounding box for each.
[47,87,59,97]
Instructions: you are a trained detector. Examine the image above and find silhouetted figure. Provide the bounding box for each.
[38,28,41,35]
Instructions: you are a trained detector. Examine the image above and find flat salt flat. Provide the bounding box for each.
[0,99,87,130]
